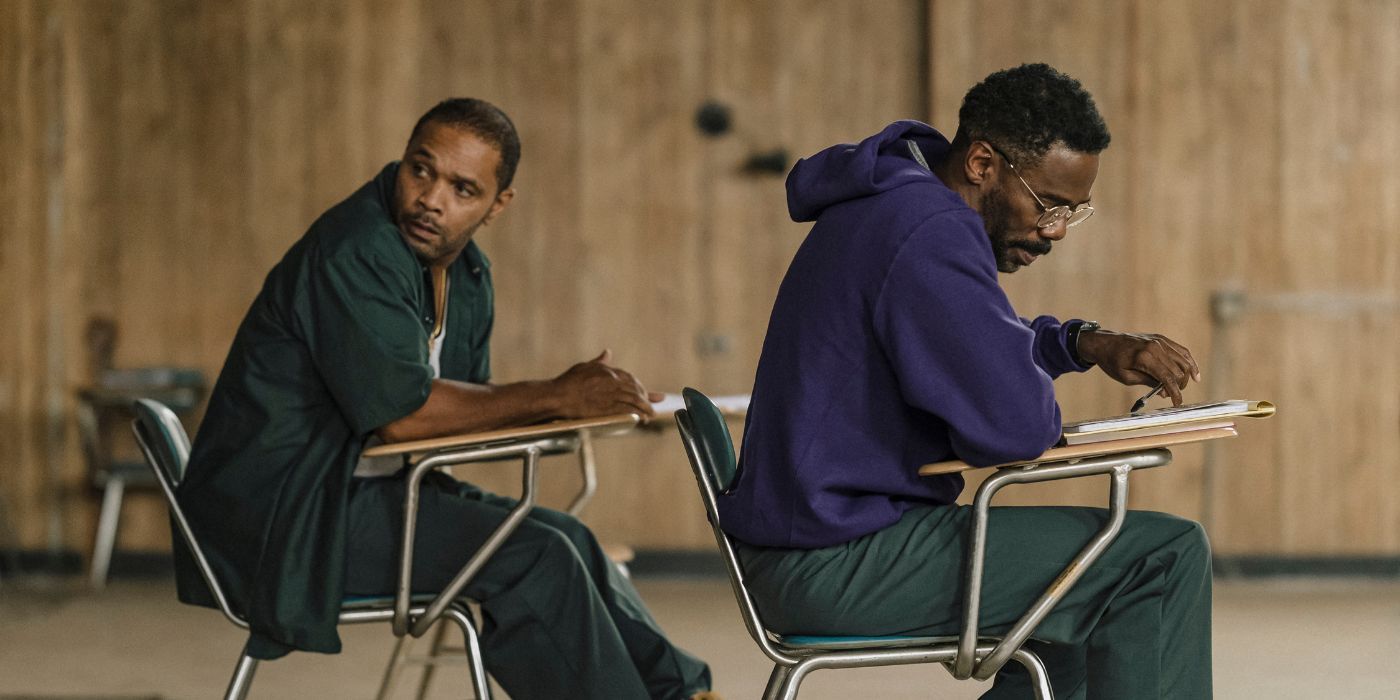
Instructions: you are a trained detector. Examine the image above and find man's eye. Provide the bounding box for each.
[456,184,474,197]
[412,164,429,177]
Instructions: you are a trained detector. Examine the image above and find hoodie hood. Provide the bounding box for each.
[786,120,953,222]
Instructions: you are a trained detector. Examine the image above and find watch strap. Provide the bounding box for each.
[1068,320,1100,367]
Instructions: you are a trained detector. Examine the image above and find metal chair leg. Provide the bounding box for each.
[1012,647,1055,700]
[223,647,259,700]
[775,659,814,700]
[444,605,490,699]
[762,665,793,700]
[375,634,416,700]
[414,619,452,700]
[89,478,125,589]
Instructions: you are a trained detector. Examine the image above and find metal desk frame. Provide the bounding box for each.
[952,448,1173,681]
[372,415,639,699]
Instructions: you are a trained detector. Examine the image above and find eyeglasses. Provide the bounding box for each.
[986,143,1095,229]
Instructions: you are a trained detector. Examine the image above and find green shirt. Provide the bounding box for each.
[177,162,493,658]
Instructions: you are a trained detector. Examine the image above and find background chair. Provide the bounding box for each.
[80,366,205,588]
[130,398,493,700]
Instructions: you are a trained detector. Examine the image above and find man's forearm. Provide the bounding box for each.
[376,378,563,444]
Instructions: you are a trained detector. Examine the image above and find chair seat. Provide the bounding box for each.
[94,460,159,485]
[777,633,957,651]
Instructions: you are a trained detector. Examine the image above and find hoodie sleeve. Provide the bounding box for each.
[1020,316,1095,378]
[872,214,1063,467]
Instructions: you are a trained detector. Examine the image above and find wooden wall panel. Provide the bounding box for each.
[53,1,250,551]
[0,0,56,549]
[1210,0,1400,556]
[702,0,927,392]
[473,0,587,379]
[545,0,710,544]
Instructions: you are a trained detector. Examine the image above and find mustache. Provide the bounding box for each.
[403,212,441,234]
[1012,240,1052,256]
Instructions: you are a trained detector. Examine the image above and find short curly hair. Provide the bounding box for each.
[952,63,1110,167]
[410,97,522,192]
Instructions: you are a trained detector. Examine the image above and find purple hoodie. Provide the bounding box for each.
[719,121,1090,549]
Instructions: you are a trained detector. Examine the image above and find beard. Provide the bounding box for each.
[979,186,1052,273]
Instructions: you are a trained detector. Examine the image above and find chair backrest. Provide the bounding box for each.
[681,388,739,491]
[675,388,785,660]
[132,399,193,485]
[130,398,247,628]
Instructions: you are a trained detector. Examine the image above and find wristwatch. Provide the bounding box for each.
[1068,320,1100,367]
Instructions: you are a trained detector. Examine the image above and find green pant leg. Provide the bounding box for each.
[985,640,1086,700]
[738,504,1212,699]
[344,473,670,699]
[980,507,1211,700]
[471,487,713,699]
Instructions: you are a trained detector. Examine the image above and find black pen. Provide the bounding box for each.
[1129,382,1165,414]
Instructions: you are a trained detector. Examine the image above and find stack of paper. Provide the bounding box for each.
[1060,400,1276,445]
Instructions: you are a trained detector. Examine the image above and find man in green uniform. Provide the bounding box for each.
[178,98,713,699]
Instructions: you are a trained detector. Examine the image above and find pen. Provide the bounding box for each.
[1129,382,1165,414]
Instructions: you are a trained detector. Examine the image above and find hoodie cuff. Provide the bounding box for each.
[1025,316,1094,378]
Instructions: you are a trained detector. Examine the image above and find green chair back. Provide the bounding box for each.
[681,387,738,492]
[132,398,193,485]
[131,398,247,628]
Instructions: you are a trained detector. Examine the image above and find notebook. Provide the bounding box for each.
[1062,400,1275,440]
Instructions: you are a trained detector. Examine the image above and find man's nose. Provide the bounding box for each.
[1038,217,1069,241]
[417,180,447,213]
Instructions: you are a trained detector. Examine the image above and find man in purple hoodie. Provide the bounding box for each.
[722,64,1212,698]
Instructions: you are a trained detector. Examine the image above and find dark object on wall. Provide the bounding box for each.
[742,148,790,176]
[694,100,733,137]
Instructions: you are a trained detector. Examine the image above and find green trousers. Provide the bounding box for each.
[345,471,711,699]
[738,505,1212,699]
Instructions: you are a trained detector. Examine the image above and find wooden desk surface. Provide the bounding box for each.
[642,393,749,430]
[918,425,1239,476]
[361,413,641,458]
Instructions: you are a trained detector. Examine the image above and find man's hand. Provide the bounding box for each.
[1076,329,1202,406]
[550,349,663,420]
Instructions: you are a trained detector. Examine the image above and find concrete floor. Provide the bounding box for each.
[1,576,1399,699]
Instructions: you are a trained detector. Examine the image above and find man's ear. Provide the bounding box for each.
[484,187,516,225]
[963,141,998,187]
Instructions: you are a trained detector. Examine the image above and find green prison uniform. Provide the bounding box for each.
[739,506,1212,699]
[177,162,710,698]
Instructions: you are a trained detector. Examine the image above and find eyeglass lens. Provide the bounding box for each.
[1037,205,1095,229]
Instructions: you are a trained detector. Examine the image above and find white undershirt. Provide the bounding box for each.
[354,281,448,477]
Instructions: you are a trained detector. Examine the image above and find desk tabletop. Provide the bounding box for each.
[918,425,1239,476]
[361,413,642,458]
[643,392,750,429]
